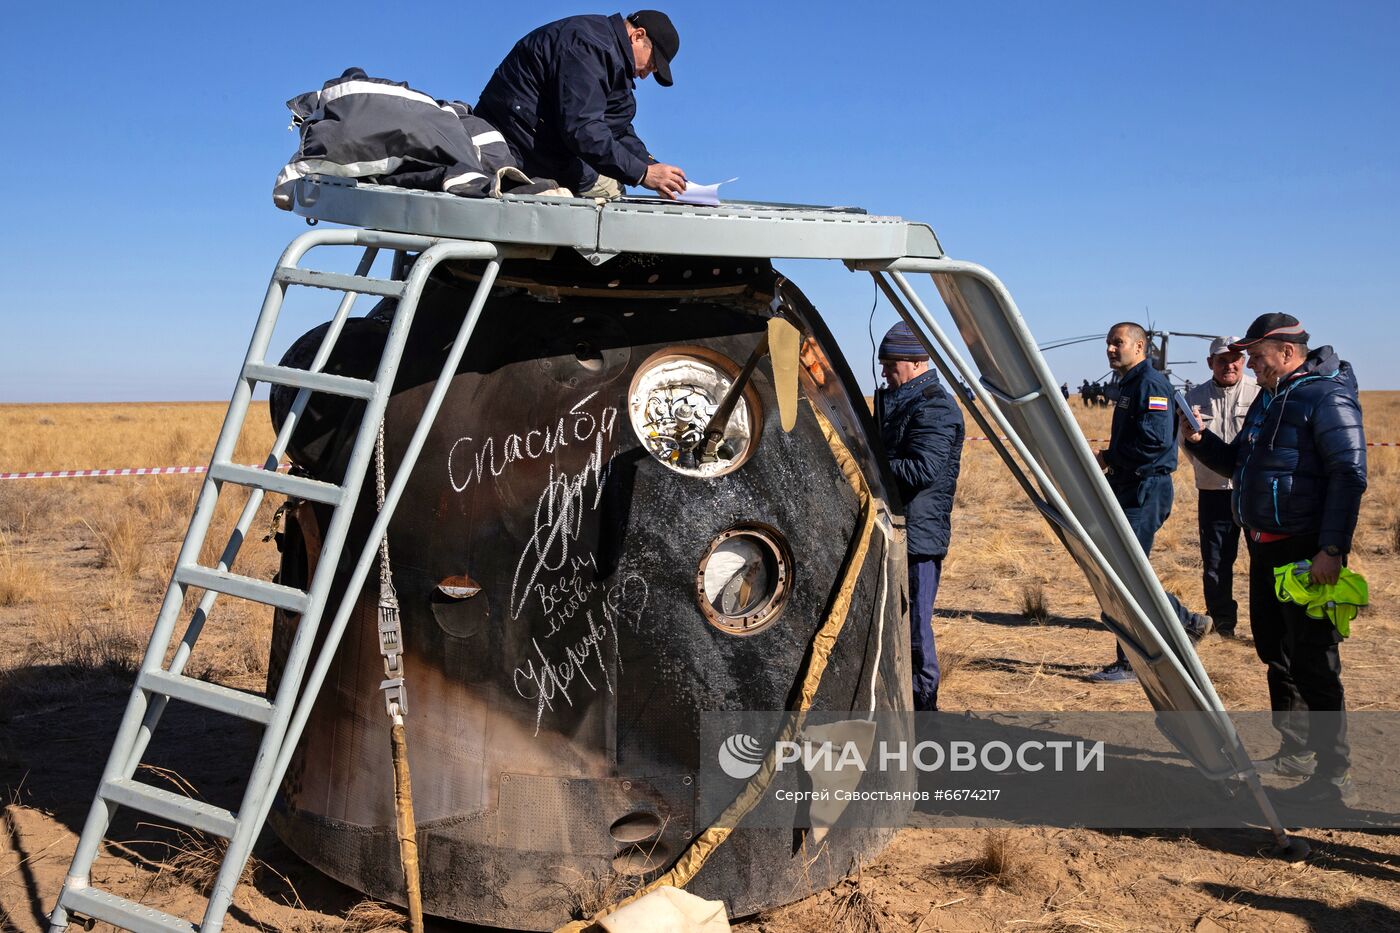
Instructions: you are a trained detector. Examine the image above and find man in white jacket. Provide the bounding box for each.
[1182,336,1260,638]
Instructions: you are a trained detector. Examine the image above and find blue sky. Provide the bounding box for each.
[2,0,1396,403]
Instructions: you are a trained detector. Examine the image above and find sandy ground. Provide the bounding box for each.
[3,395,1399,933]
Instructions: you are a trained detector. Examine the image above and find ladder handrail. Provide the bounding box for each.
[50,227,510,933]
[198,240,503,930]
[875,267,1230,722]
[869,257,1299,852]
[122,246,382,776]
[882,260,1233,716]
[58,227,379,900]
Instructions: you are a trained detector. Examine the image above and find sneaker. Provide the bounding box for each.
[1254,751,1318,778]
[1279,772,1358,807]
[1216,626,1238,639]
[1188,614,1214,644]
[1089,661,1138,684]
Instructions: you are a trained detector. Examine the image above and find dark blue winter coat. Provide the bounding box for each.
[1188,346,1367,553]
[876,370,965,558]
[475,14,653,192]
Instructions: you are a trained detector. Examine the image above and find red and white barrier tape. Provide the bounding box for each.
[4,441,1398,481]
[0,463,291,481]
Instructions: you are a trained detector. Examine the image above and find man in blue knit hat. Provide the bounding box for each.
[875,321,965,711]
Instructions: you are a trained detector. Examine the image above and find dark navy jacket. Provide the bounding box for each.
[1104,359,1178,488]
[876,370,965,558]
[1187,347,1367,553]
[475,14,653,192]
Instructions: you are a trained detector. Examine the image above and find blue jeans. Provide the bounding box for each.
[1107,474,1204,663]
[910,554,943,711]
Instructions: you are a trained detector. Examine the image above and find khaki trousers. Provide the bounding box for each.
[577,175,623,200]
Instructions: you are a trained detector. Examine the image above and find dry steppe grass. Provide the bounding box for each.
[0,532,50,607]
[0,403,282,694]
[1,393,1398,932]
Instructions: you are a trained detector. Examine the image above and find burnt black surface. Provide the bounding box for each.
[268,262,913,928]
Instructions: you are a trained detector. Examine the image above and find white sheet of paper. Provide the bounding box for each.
[674,177,737,206]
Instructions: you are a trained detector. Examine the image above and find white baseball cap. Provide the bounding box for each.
[1208,336,1242,358]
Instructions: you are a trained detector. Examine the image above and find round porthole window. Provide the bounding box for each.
[627,347,762,477]
[696,525,792,636]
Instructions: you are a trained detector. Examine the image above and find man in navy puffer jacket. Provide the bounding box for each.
[1184,313,1367,804]
[875,323,965,711]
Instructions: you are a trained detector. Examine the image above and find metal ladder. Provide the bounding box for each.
[49,227,519,933]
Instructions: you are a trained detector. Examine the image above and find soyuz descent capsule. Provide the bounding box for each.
[267,250,915,928]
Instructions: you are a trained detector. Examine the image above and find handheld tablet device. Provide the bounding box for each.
[1174,389,1202,432]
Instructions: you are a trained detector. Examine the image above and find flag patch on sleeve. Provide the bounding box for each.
[1148,396,1170,411]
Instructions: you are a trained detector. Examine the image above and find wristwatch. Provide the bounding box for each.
[1323,544,1343,557]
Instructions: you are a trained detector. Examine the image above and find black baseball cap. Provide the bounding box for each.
[1230,313,1310,350]
[629,10,679,87]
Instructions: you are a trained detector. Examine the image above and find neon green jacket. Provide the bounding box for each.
[1273,562,1369,637]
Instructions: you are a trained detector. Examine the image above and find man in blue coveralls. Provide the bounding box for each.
[1091,322,1212,684]
[875,322,965,710]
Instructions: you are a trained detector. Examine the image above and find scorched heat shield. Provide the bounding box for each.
[267,252,914,929]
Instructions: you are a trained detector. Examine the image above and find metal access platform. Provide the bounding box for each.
[48,178,1304,933]
[289,174,946,261]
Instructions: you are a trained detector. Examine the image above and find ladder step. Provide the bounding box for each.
[63,887,197,933]
[242,362,377,400]
[138,669,275,724]
[208,461,344,506]
[100,777,238,838]
[274,266,405,298]
[174,565,310,614]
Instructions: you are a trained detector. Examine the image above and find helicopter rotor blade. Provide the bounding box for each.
[1036,334,1104,351]
[1165,331,1222,341]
